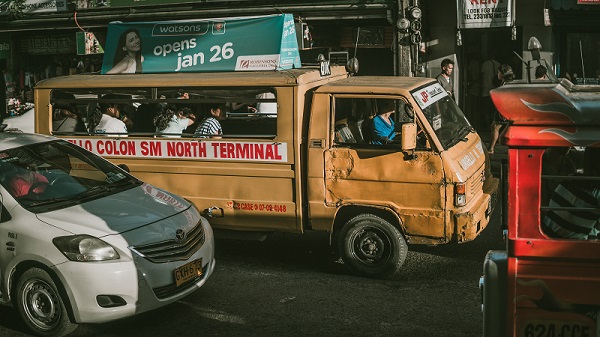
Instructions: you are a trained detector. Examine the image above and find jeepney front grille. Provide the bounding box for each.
[153,265,209,299]
[469,168,485,197]
[131,223,205,263]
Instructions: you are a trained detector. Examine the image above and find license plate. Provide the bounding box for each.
[521,320,596,337]
[174,258,203,287]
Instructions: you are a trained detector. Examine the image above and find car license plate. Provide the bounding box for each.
[521,319,596,337]
[174,258,203,287]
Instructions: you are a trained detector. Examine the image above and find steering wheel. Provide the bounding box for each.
[28,181,49,196]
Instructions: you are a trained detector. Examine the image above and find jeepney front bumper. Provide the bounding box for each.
[453,176,499,243]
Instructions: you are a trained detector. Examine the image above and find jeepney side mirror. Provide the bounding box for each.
[401,122,417,152]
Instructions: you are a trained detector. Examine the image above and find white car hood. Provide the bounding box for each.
[36,183,195,238]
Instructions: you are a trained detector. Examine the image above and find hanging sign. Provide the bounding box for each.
[100,14,301,74]
[457,0,515,29]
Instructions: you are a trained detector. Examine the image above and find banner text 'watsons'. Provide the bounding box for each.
[66,139,287,162]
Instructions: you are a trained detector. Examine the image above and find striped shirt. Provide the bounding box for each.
[194,117,222,138]
[542,179,600,240]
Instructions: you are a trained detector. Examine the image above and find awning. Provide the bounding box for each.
[0,2,391,32]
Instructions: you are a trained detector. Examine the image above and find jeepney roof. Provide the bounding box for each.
[314,76,435,95]
[34,66,349,89]
[491,79,600,148]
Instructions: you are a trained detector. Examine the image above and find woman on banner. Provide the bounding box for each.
[107,29,143,74]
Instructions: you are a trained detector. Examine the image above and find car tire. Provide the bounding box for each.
[15,268,77,337]
[339,213,408,279]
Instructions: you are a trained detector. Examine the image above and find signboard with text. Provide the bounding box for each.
[457,0,515,29]
[65,138,289,163]
[100,14,301,74]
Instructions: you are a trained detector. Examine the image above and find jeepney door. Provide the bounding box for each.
[313,95,447,242]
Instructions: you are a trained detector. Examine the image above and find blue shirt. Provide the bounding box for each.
[371,115,395,145]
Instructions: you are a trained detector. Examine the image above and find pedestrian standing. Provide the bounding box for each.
[488,64,515,154]
[480,49,501,132]
[436,58,455,100]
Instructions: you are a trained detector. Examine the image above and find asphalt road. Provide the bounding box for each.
[0,204,505,337]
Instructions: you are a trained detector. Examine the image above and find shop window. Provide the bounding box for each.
[563,32,600,85]
[540,146,600,240]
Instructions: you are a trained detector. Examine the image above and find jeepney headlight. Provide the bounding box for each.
[53,235,120,262]
[455,182,467,207]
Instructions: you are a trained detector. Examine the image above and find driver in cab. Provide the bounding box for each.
[8,162,48,198]
[371,100,400,145]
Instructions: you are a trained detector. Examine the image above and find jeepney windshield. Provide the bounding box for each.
[411,83,472,150]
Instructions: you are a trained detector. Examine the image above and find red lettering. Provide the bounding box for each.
[274,144,282,160]
[141,141,150,155]
[265,144,274,160]
[197,142,206,157]
[254,144,264,159]
[235,143,249,159]
[211,143,220,157]
[149,141,161,156]
[225,143,233,158]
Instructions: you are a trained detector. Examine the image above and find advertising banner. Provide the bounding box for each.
[100,14,301,74]
[457,0,514,29]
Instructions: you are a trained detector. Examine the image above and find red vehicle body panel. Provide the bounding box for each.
[486,79,600,337]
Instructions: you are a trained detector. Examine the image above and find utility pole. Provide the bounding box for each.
[395,0,422,77]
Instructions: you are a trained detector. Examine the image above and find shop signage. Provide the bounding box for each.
[457,0,515,29]
[577,0,600,3]
[20,35,76,55]
[100,14,301,74]
[76,31,104,55]
[0,0,58,13]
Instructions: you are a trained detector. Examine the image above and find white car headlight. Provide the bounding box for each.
[53,235,120,262]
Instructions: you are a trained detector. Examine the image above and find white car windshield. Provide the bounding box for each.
[0,140,140,212]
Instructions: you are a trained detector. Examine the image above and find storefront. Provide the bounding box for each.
[549,0,600,83]
[0,0,402,105]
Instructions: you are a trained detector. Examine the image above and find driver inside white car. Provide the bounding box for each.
[8,163,48,197]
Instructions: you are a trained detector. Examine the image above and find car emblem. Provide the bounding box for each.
[175,229,186,243]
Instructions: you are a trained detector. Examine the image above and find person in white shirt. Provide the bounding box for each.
[154,105,195,138]
[89,94,128,136]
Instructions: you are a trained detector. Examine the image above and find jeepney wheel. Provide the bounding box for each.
[339,214,407,279]
[15,268,77,337]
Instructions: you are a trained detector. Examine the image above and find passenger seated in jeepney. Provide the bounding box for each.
[52,93,85,134]
[88,94,128,136]
[541,147,600,240]
[154,105,195,138]
[193,103,229,138]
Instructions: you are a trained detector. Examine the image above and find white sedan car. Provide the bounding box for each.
[0,130,215,336]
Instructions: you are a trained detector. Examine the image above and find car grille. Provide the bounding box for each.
[153,264,209,299]
[131,222,205,263]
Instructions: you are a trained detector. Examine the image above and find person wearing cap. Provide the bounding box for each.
[194,103,228,138]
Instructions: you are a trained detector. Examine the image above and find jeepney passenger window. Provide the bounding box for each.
[51,89,150,136]
[540,146,600,240]
[156,87,278,139]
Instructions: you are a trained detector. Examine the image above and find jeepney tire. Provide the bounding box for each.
[15,268,78,337]
[339,214,408,279]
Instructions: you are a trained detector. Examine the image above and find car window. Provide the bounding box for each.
[0,140,140,212]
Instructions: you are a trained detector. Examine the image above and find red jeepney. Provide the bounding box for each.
[480,75,600,337]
